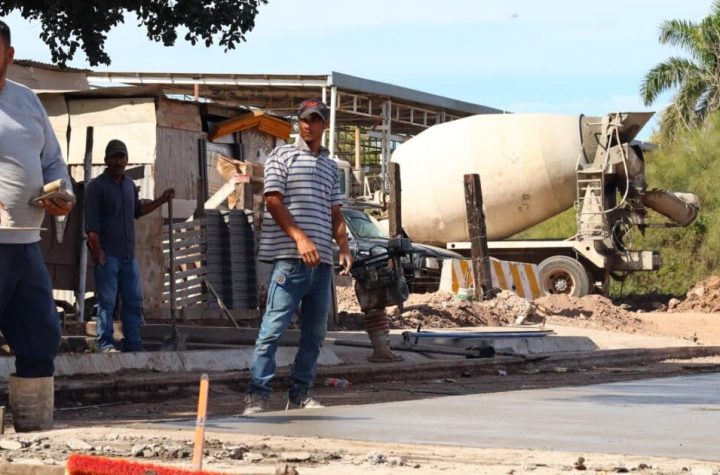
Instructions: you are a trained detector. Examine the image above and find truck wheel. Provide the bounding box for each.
[538,256,590,297]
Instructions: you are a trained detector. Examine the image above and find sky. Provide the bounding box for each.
[3,0,715,139]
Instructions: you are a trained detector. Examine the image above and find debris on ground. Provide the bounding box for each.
[337,282,661,334]
[671,275,720,313]
[336,287,535,330]
[536,294,658,333]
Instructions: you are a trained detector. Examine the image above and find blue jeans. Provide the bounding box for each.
[94,255,144,351]
[249,259,332,400]
[0,243,61,377]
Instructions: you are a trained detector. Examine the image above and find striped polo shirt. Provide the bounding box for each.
[258,136,343,265]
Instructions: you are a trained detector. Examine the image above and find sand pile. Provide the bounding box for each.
[536,293,652,333]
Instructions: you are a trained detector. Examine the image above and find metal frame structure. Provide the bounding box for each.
[86,70,507,186]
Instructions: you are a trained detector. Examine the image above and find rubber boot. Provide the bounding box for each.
[9,375,54,432]
[367,331,404,363]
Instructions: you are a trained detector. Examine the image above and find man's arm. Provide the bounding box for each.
[331,205,352,275]
[137,188,174,218]
[36,95,74,217]
[266,191,321,267]
[84,181,105,265]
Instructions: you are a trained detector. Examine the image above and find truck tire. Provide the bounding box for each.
[538,255,590,297]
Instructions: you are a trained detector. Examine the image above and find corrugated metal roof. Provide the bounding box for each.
[13,59,91,73]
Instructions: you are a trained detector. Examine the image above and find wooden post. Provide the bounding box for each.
[464,174,494,301]
[388,162,402,237]
[77,126,93,322]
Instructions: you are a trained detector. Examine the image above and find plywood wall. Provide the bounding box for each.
[67,98,158,165]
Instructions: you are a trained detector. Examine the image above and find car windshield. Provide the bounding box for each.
[345,211,388,239]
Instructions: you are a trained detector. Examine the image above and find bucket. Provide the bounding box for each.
[456,287,475,301]
[9,375,54,432]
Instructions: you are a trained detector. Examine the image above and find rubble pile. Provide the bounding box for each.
[670,275,720,313]
[536,294,651,333]
[337,283,660,333]
[335,286,535,330]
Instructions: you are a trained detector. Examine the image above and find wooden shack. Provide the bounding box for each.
[9,62,290,320]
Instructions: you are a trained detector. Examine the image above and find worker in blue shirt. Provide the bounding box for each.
[85,139,173,352]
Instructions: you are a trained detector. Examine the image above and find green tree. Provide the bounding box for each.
[640,1,720,143]
[0,0,267,66]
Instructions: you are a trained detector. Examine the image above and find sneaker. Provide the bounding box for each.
[242,393,269,416]
[101,347,120,353]
[285,395,324,411]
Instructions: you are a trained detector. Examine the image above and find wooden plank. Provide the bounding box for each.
[172,218,205,231]
[204,180,236,209]
[164,280,204,293]
[463,174,493,301]
[174,295,209,309]
[162,235,205,249]
[144,306,262,321]
[166,295,203,306]
[67,98,156,165]
[164,266,206,280]
[167,254,205,268]
[164,228,205,243]
[164,247,204,258]
[163,286,205,300]
[156,98,202,132]
[388,162,402,237]
[164,245,204,256]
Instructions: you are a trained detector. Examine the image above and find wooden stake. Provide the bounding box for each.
[192,374,210,470]
[464,174,494,300]
[388,162,402,237]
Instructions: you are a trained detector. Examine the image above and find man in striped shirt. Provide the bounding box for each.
[243,99,352,415]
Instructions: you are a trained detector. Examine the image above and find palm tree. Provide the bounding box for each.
[640,1,720,141]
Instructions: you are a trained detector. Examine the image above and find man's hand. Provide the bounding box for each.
[87,231,106,266]
[38,198,74,217]
[161,188,175,203]
[338,248,353,275]
[296,233,321,267]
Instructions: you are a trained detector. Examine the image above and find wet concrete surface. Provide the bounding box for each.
[159,372,720,461]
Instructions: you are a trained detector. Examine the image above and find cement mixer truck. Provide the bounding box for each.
[390,112,699,297]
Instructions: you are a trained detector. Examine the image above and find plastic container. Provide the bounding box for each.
[324,377,351,389]
[456,287,474,301]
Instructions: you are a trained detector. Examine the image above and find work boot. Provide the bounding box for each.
[368,333,404,363]
[285,394,324,411]
[241,393,269,416]
[9,375,54,432]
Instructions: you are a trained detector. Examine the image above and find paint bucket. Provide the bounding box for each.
[456,287,475,301]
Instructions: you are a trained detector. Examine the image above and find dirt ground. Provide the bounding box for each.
[4,278,720,474]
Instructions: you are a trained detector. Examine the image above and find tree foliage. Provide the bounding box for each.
[640,1,720,144]
[0,0,267,66]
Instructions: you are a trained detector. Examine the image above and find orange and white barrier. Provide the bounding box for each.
[439,257,542,300]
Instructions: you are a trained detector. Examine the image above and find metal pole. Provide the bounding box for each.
[381,100,392,192]
[321,87,328,148]
[168,199,178,341]
[77,126,93,322]
[329,86,337,157]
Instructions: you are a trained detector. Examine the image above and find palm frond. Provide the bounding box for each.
[640,57,702,106]
[659,19,700,53]
[673,74,708,123]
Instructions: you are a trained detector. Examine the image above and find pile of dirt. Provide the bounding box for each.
[337,283,660,334]
[670,275,720,313]
[535,294,654,333]
[336,286,535,330]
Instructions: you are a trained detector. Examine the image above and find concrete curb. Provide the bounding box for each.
[39,345,720,396]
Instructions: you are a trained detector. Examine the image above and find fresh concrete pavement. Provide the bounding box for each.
[160,372,720,462]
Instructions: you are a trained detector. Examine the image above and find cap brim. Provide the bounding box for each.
[299,109,327,121]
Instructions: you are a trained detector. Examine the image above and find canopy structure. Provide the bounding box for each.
[87,70,506,186]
